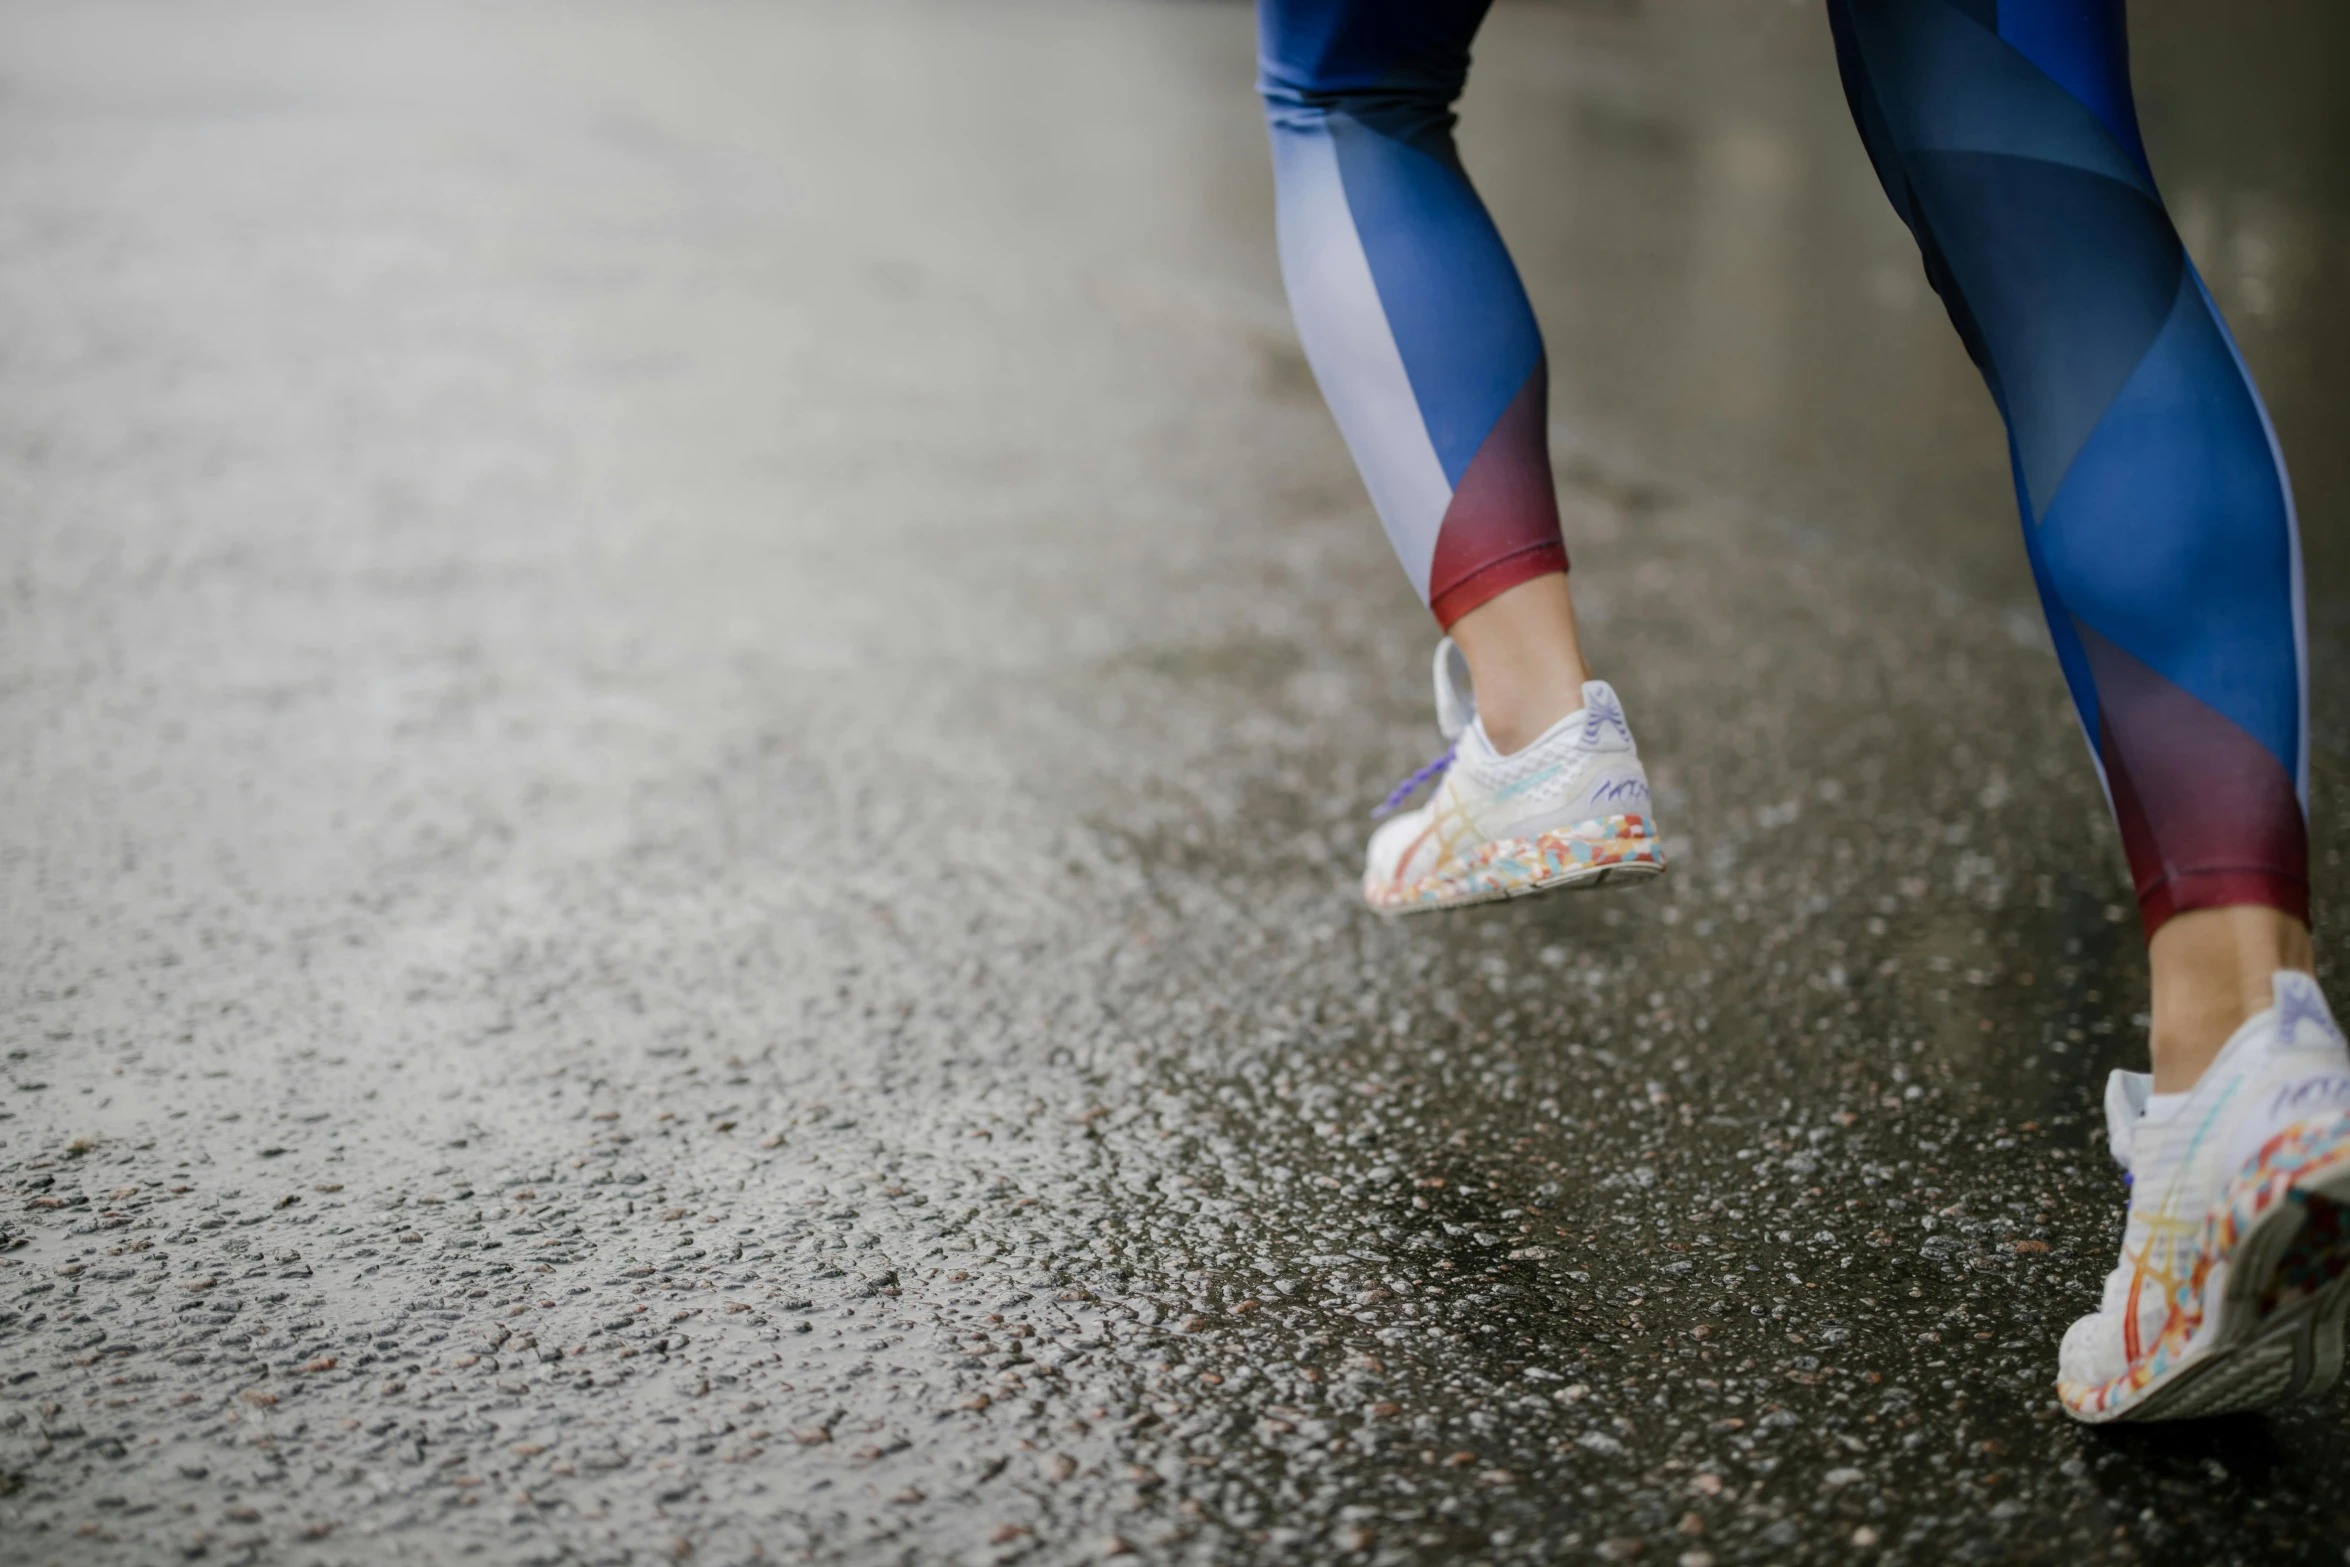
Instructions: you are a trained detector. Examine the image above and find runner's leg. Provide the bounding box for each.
[1261,2,1667,909]
[1826,0,2312,1078]
[1258,0,1589,750]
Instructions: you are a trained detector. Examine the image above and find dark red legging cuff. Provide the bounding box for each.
[1425,361,1568,629]
[1430,542,1569,630]
[2139,868,2310,942]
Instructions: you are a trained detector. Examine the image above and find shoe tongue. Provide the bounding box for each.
[1433,638,1475,741]
[2102,1069,2153,1171]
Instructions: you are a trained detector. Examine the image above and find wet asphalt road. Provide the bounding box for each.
[6,1,2350,1563]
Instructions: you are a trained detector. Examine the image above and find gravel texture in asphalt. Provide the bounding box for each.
[5,2,2350,1563]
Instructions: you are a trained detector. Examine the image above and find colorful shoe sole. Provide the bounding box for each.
[1365,812,1667,915]
[2060,1113,2350,1423]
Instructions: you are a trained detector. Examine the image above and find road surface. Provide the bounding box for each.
[5,1,2349,1562]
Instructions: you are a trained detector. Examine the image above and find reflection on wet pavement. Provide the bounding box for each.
[3,0,2347,1562]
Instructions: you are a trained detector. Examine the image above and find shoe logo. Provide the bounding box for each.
[1410,782,1482,880]
[2266,1075,2350,1121]
[2120,1204,2200,1367]
[1590,775,1649,807]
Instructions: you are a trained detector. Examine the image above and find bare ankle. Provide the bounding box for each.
[2146,906,2315,1092]
[1447,572,1593,754]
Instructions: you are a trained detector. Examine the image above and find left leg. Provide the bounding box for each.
[1261,0,1667,911]
[1828,0,2350,1422]
[1260,1,1597,749]
[1258,0,1571,646]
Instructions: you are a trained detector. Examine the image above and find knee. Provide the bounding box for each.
[1258,67,1454,123]
[1255,8,1468,131]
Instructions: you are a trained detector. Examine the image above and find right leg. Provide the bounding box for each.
[1826,0,2350,1423]
[1258,0,1588,752]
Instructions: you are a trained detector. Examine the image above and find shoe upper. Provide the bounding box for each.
[1365,641,1654,893]
[2058,971,2350,1394]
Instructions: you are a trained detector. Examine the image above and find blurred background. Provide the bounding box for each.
[5,2,2349,1562]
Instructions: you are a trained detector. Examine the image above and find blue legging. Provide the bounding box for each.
[1258,0,2308,935]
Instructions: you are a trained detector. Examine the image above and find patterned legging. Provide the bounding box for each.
[1258,0,2307,936]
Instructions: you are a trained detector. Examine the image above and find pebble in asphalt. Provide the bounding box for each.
[5,1,2350,1564]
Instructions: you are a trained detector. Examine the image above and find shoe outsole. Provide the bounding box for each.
[1366,813,1666,915]
[2061,1116,2350,1423]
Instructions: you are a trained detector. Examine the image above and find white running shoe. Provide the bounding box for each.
[2059,970,2350,1422]
[1363,639,1665,915]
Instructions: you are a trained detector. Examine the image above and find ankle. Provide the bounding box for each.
[1475,671,1588,755]
[2146,906,2315,1092]
[1446,572,1593,755]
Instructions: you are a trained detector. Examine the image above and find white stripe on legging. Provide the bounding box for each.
[1271,118,1452,605]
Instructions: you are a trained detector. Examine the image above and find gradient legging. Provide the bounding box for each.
[1258,0,2308,935]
